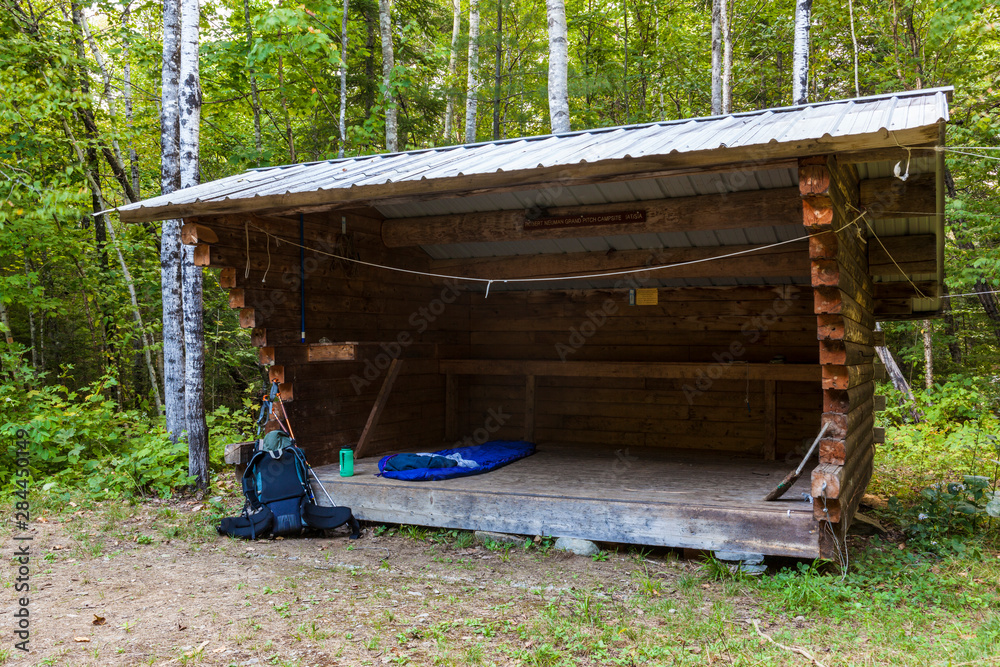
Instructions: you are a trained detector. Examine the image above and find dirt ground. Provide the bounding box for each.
[3,496,731,667]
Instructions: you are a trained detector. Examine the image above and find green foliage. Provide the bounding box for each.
[0,349,251,499]
[758,539,993,620]
[874,377,1000,552]
[888,475,1000,552]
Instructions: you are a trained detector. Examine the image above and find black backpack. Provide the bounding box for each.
[217,434,361,540]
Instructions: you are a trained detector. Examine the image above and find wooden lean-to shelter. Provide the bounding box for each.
[120,88,950,559]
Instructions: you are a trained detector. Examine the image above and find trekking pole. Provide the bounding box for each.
[268,381,296,440]
[763,422,830,501]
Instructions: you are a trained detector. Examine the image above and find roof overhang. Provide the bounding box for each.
[117,88,951,319]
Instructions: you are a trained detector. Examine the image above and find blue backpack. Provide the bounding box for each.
[217,432,360,540]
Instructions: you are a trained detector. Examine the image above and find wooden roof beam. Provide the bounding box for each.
[428,242,809,282]
[382,187,801,247]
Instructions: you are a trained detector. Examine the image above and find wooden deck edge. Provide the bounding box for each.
[314,474,821,559]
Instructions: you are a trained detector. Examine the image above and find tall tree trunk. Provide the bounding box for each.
[122,7,140,197]
[24,259,37,369]
[941,284,963,364]
[180,0,209,490]
[363,9,377,119]
[722,0,732,113]
[277,43,295,162]
[161,0,186,436]
[0,296,14,346]
[622,0,628,122]
[444,0,461,143]
[922,319,933,390]
[379,0,397,152]
[339,0,350,157]
[545,0,570,133]
[792,0,813,104]
[711,0,722,114]
[848,0,860,96]
[493,0,502,140]
[465,0,481,143]
[243,0,263,162]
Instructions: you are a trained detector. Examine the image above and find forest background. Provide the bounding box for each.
[0,0,998,521]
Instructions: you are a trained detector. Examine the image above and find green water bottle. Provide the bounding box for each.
[339,448,354,477]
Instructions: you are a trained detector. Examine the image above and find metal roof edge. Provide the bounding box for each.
[243,86,956,173]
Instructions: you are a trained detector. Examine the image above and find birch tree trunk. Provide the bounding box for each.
[339,0,350,157]
[465,0,480,143]
[180,0,209,490]
[122,8,139,197]
[792,0,813,105]
[161,0,185,436]
[379,0,398,152]
[243,0,263,161]
[722,0,732,113]
[545,0,570,134]
[848,0,860,96]
[922,320,933,389]
[0,296,13,346]
[493,0,502,140]
[443,0,461,143]
[710,0,722,114]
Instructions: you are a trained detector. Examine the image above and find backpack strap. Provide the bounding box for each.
[301,499,361,539]
[241,449,268,512]
[216,506,274,540]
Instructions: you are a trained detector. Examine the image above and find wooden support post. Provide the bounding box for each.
[524,375,536,442]
[763,379,776,460]
[445,373,458,442]
[803,155,877,546]
[354,359,403,459]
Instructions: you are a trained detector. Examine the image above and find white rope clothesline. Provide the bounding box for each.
[247,220,844,292]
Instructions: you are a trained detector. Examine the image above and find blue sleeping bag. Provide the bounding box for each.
[377,441,535,481]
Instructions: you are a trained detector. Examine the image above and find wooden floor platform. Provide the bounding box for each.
[312,444,821,558]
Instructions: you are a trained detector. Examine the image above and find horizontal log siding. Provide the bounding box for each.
[464,286,821,457]
[198,211,470,465]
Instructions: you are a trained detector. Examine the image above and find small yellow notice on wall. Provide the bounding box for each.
[629,288,659,306]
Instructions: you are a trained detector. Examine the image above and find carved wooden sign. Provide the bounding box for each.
[524,209,647,231]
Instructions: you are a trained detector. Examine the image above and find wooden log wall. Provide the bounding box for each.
[462,286,822,457]
[186,211,471,466]
[800,155,877,553]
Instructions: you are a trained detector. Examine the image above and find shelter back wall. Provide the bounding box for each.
[458,285,822,457]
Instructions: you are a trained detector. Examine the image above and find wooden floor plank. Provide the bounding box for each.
[313,442,820,557]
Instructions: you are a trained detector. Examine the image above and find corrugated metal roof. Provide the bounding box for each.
[115,87,951,223]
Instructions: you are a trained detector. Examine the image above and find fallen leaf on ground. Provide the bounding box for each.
[92,615,106,626]
[73,637,90,643]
